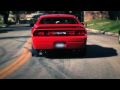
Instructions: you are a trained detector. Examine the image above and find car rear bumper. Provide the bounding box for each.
[32,36,87,50]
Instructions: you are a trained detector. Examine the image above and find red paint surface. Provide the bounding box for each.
[31,14,87,50]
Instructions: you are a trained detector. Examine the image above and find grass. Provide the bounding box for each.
[87,19,111,24]
[86,19,120,33]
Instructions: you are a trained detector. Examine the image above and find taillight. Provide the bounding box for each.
[33,31,45,36]
[65,30,86,36]
[76,30,86,36]
[67,31,75,35]
[47,31,54,35]
[33,30,86,36]
[38,32,44,35]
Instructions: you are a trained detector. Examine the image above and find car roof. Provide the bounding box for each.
[40,14,76,18]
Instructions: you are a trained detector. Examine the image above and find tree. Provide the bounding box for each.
[12,11,20,24]
[108,11,120,20]
[0,11,9,25]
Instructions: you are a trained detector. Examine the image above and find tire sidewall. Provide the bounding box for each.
[32,45,39,57]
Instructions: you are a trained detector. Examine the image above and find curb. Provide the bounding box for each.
[86,28,119,37]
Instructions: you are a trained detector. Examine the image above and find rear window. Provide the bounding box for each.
[39,17,78,24]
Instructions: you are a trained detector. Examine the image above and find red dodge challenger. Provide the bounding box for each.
[31,14,87,57]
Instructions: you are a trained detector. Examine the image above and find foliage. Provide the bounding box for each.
[87,19,120,33]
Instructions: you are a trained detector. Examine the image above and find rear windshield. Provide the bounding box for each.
[39,17,78,24]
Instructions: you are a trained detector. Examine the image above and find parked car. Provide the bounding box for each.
[31,14,87,57]
[118,30,120,44]
[30,13,46,26]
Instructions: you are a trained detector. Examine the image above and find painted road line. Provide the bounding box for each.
[0,52,31,79]
[0,38,31,75]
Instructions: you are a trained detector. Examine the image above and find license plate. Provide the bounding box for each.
[55,43,65,48]
[54,32,66,35]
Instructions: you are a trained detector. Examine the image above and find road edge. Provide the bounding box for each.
[86,28,119,37]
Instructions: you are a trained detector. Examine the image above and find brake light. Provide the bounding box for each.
[47,31,54,35]
[33,30,86,36]
[38,32,44,35]
[76,30,86,36]
[67,31,75,35]
[33,31,45,36]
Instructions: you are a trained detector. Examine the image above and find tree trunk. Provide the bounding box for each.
[3,11,9,25]
[16,14,20,24]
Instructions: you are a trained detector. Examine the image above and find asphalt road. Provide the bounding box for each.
[0,25,120,79]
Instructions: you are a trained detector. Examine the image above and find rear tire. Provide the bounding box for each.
[32,45,39,57]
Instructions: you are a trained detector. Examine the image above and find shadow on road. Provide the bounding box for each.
[43,45,118,59]
[86,45,118,58]
[0,36,30,39]
[0,28,14,33]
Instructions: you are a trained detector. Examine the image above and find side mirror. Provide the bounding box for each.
[81,22,84,25]
[81,22,87,27]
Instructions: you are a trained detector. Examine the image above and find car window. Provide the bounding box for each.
[39,17,78,24]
